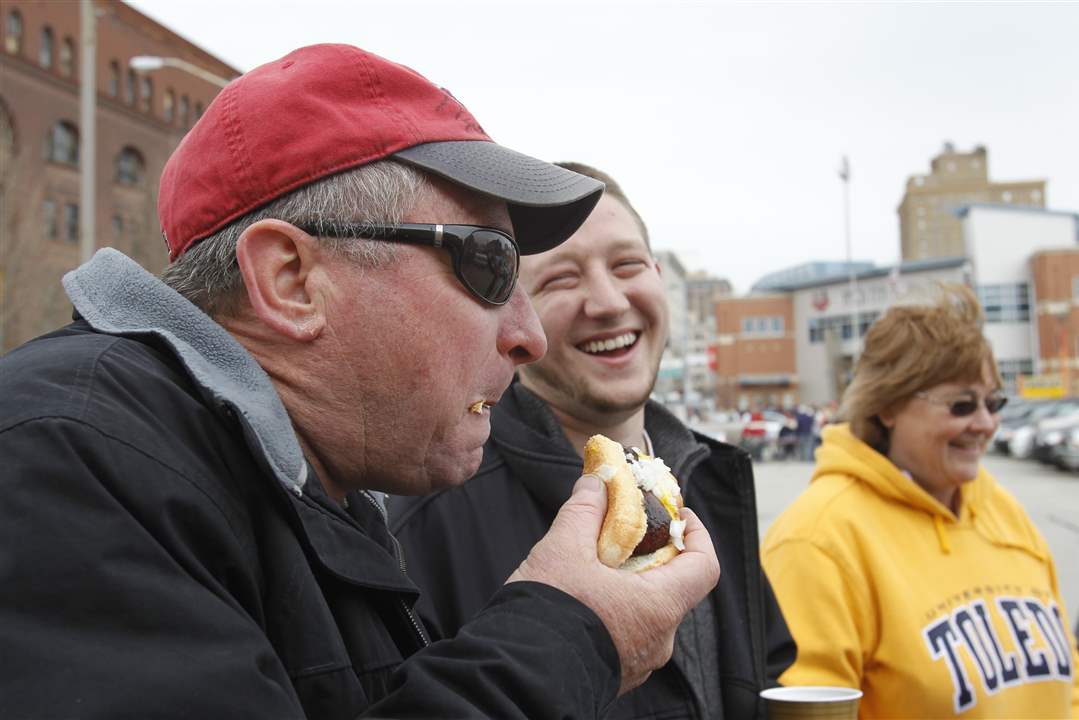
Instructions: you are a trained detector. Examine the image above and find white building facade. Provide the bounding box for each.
[790,259,968,405]
[959,205,1079,380]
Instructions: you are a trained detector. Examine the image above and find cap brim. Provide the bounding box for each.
[393,141,604,254]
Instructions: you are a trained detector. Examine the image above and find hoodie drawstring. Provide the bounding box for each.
[933,515,951,554]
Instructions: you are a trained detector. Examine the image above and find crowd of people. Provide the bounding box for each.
[1,41,1076,719]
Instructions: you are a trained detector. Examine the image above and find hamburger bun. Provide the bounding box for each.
[584,434,685,572]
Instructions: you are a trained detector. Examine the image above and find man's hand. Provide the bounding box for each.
[506,473,721,695]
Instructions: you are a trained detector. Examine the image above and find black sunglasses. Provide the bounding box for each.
[296,222,520,306]
[915,391,1008,417]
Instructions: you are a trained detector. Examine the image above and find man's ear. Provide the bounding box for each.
[235,219,326,342]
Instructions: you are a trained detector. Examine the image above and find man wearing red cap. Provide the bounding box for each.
[0,45,719,719]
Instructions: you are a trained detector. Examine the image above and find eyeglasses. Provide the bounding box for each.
[914,391,1008,417]
[296,222,520,306]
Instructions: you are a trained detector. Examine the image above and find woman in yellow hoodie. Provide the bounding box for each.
[763,285,1078,718]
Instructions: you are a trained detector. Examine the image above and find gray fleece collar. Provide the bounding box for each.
[62,248,307,496]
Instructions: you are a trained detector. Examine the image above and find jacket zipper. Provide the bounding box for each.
[359,490,430,648]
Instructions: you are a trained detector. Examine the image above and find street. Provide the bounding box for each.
[753,454,1079,625]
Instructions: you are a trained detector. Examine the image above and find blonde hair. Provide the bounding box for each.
[839,283,1002,453]
[554,161,650,251]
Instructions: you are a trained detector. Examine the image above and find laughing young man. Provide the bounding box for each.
[390,163,795,719]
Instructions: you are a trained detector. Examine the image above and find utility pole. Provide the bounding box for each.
[79,0,96,263]
[839,155,859,367]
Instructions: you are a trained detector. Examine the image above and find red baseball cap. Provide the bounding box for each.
[158,44,603,261]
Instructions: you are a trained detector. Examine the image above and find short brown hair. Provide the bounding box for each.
[839,283,1002,453]
[554,162,650,251]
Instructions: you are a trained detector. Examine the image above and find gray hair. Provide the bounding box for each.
[160,160,428,318]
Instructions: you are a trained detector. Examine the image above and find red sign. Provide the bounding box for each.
[812,290,829,312]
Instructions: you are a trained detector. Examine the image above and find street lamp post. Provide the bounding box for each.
[839,155,859,365]
[129,55,231,88]
[79,0,96,263]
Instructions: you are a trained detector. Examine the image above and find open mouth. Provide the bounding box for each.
[577,331,639,358]
[948,437,984,453]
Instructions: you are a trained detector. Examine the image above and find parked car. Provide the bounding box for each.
[993,400,1044,454]
[739,411,796,461]
[1007,399,1079,459]
[1048,425,1079,473]
[1031,409,1079,464]
[692,411,746,445]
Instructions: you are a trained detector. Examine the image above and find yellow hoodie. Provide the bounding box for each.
[763,424,1078,718]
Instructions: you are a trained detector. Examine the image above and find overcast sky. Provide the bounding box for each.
[126,0,1079,293]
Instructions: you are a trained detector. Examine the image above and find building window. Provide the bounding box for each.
[44,121,78,166]
[195,101,204,119]
[976,283,1030,323]
[742,315,785,337]
[42,199,57,240]
[140,76,153,113]
[164,89,175,122]
[125,68,136,105]
[1001,190,1013,203]
[5,10,22,54]
[39,26,53,69]
[115,146,145,185]
[111,214,123,240]
[63,202,79,243]
[179,95,190,127]
[1073,275,1079,300]
[108,60,119,97]
[997,359,1034,394]
[858,311,879,338]
[1031,189,1042,202]
[59,36,74,77]
[0,98,14,174]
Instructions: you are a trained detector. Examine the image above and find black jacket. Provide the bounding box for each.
[0,249,620,719]
[390,383,796,719]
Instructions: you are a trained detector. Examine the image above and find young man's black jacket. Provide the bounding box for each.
[0,250,620,720]
[389,383,797,719]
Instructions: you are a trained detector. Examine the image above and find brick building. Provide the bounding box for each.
[1030,248,1079,396]
[713,293,796,410]
[0,0,238,350]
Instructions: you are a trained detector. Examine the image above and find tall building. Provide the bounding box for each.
[652,250,688,405]
[686,271,731,325]
[898,143,1046,261]
[653,250,687,353]
[684,271,731,410]
[651,253,732,415]
[0,0,238,351]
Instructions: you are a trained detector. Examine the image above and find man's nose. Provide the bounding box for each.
[498,285,547,365]
[583,272,631,318]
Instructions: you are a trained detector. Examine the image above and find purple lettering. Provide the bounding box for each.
[954,608,999,692]
[925,617,975,712]
[973,600,1020,684]
[1025,601,1071,678]
[998,598,1051,678]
